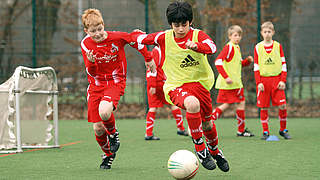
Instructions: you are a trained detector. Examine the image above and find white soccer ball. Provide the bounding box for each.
[167,150,199,180]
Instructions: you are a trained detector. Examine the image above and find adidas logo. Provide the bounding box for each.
[180,55,200,68]
[265,57,275,65]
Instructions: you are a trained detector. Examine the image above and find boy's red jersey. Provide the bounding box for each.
[146,46,166,88]
[81,31,151,86]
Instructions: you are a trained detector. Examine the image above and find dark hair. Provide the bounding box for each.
[166,1,193,25]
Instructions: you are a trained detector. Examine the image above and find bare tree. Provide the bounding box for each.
[0,0,32,81]
[35,0,61,63]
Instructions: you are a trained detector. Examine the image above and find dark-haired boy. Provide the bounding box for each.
[134,1,229,172]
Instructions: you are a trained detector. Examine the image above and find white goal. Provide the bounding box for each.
[0,66,59,153]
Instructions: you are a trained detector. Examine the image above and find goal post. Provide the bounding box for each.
[0,66,59,153]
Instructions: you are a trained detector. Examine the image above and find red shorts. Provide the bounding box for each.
[87,80,126,123]
[256,76,286,108]
[168,82,213,122]
[147,82,169,108]
[217,88,245,103]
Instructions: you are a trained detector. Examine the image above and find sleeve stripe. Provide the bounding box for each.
[154,46,162,66]
[215,59,223,66]
[255,46,259,56]
[281,57,286,62]
[254,63,260,71]
[282,64,287,72]
[202,39,216,53]
[137,34,147,50]
[155,32,165,45]
[137,34,147,44]
[80,35,90,53]
[227,44,232,59]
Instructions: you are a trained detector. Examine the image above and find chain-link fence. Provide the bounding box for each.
[0,0,319,118]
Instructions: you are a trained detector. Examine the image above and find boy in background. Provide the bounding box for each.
[135,1,229,172]
[80,8,155,169]
[254,21,291,140]
[212,25,254,137]
[145,46,188,140]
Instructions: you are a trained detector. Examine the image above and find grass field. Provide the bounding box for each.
[1,118,319,180]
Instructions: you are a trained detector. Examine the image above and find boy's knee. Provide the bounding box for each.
[279,104,286,109]
[149,107,157,112]
[99,101,113,120]
[202,121,212,131]
[237,101,245,110]
[184,96,200,113]
[99,110,112,120]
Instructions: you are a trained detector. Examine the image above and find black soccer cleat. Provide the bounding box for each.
[261,131,269,140]
[145,135,160,140]
[195,148,216,170]
[108,130,120,153]
[211,150,230,172]
[177,130,189,136]
[100,153,116,169]
[237,128,255,137]
[279,129,292,139]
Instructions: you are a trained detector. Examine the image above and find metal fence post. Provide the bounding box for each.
[257,0,261,118]
[32,0,37,68]
[144,0,149,114]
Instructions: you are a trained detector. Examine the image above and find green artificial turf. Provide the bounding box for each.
[0,118,319,180]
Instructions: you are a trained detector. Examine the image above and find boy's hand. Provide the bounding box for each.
[278,81,286,90]
[149,87,156,95]
[145,60,156,73]
[258,83,264,92]
[225,77,233,84]
[86,50,96,63]
[133,29,146,34]
[185,40,198,50]
[247,56,253,62]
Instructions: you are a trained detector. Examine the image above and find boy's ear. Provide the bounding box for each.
[84,28,88,34]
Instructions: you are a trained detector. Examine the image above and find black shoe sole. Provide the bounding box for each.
[145,136,160,140]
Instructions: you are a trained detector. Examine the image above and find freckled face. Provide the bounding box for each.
[85,24,106,43]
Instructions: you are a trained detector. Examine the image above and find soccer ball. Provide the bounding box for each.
[167,150,199,180]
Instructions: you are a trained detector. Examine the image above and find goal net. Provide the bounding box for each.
[0,66,59,153]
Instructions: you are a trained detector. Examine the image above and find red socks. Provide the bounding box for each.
[186,112,205,152]
[95,130,112,156]
[260,109,269,134]
[212,107,222,121]
[279,109,287,131]
[171,108,185,131]
[203,122,219,155]
[145,111,156,136]
[236,109,245,133]
[102,113,116,135]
